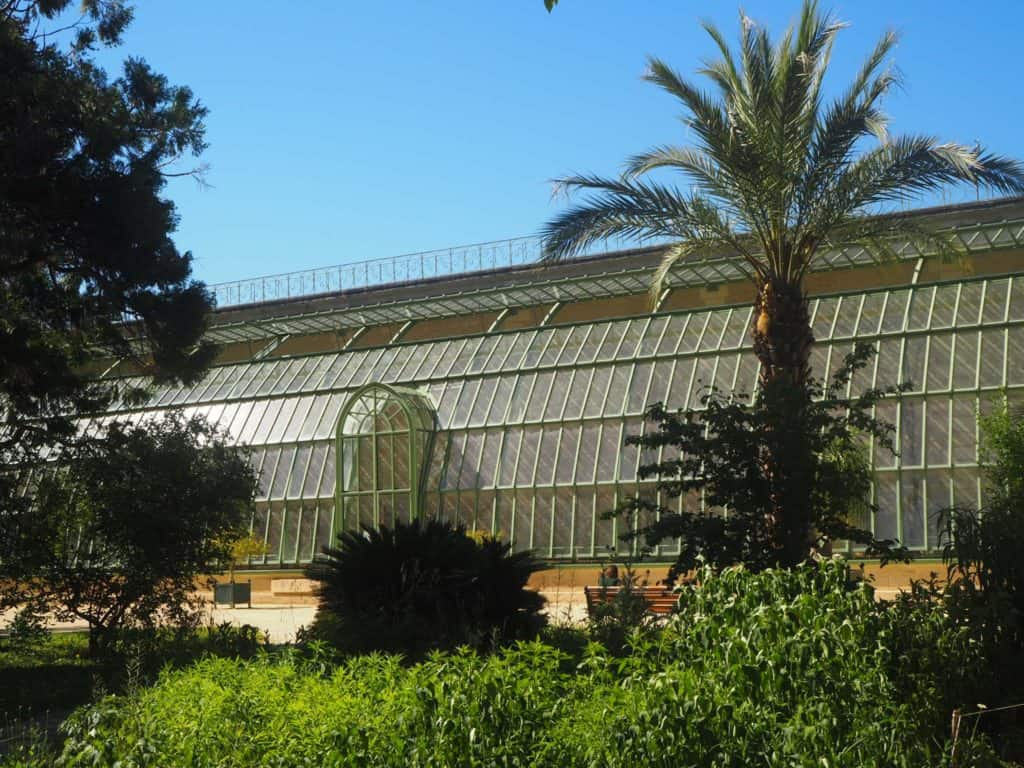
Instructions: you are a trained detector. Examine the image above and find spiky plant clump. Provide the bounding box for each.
[305,519,546,657]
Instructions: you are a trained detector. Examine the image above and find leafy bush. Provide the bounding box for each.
[305,519,546,657]
[31,561,987,767]
[620,344,910,575]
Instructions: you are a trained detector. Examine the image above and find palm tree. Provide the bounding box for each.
[540,1,1024,565]
[542,1,1023,386]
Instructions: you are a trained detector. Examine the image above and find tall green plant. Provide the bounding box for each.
[541,1,1024,567]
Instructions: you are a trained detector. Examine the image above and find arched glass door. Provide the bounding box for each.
[337,384,434,530]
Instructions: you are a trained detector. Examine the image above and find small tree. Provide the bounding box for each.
[13,413,257,653]
[619,344,910,577]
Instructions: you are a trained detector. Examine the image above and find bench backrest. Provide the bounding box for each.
[583,585,679,615]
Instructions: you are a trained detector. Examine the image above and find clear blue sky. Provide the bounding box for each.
[92,1,1024,286]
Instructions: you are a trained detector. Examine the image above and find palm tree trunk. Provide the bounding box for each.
[752,277,817,567]
[752,278,815,387]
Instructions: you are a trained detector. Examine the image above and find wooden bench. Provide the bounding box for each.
[583,585,680,616]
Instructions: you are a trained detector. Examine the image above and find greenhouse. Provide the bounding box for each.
[91,197,1024,566]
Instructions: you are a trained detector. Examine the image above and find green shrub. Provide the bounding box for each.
[36,560,978,767]
[305,519,546,657]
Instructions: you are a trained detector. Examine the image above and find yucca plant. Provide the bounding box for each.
[541,1,1024,566]
[305,519,545,657]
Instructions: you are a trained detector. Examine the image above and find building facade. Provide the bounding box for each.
[92,198,1024,567]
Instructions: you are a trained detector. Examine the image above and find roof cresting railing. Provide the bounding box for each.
[211,236,547,309]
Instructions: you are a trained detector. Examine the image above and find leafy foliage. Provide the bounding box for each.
[0,1,213,468]
[1,413,257,652]
[33,561,991,767]
[305,519,546,657]
[619,343,910,573]
[934,399,1024,710]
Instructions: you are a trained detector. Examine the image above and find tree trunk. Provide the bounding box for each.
[752,278,815,388]
[752,277,817,567]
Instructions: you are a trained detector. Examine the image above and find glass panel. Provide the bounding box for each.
[952,332,979,390]
[497,430,522,487]
[269,447,295,500]
[539,327,571,367]
[900,400,923,467]
[931,285,958,329]
[486,377,515,423]
[951,396,978,465]
[873,401,897,469]
[906,288,933,331]
[1008,328,1024,385]
[521,330,554,368]
[441,432,466,490]
[873,475,898,542]
[979,330,1005,387]
[496,333,533,372]
[303,443,329,497]
[543,371,573,421]
[534,429,558,486]
[982,278,1009,323]
[925,399,950,466]
[298,395,330,441]
[666,359,694,409]
[458,431,483,489]
[880,290,909,333]
[265,503,284,563]
[314,502,335,556]
[856,293,885,335]
[901,337,927,393]
[721,307,750,349]
[594,487,617,553]
[956,282,983,326]
[515,426,541,486]
[677,312,708,354]
[1010,277,1024,321]
[596,422,622,482]
[603,365,631,416]
[583,367,611,418]
[554,425,581,485]
[833,296,861,338]
[576,422,600,484]
[512,490,534,552]
[552,487,574,557]
[626,362,654,414]
[573,487,595,558]
[616,320,645,358]
[812,297,839,338]
[506,374,536,423]
[468,336,499,374]
[596,322,628,361]
[469,379,497,426]
[562,369,591,420]
[657,315,689,356]
[699,311,727,351]
[875,339,902,390]
[532,489,554,557]
[525,372,555,420]
[926,334,952,392]
[451,380,479,428]
[287,445,312,499]
[639,316,669,356]
[477,430,501,488]
[318,443,337,497]
[647,360,673,406]
[296,505,318,563]
[577,324,607,364]
[900,474,925,548]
